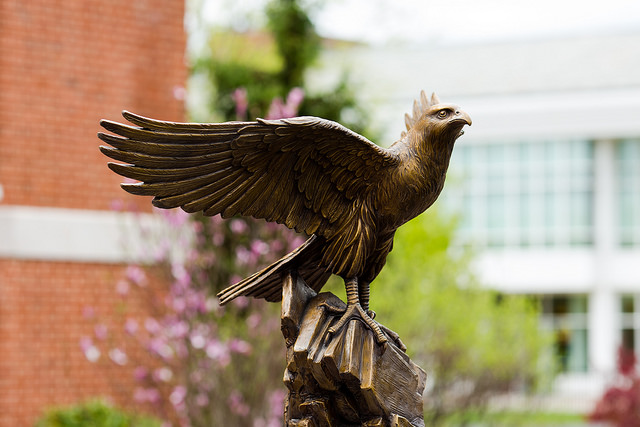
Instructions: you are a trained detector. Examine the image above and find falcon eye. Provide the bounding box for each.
[437,110,449,119]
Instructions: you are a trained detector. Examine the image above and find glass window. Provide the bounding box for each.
[540,295,589,373]
[616,140,640,246]
[620,294,640,353]
[446,140,594,248]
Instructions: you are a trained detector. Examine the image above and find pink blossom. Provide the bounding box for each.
[80,337,100,363]
[134,366,149,381]
[190,370,204,385]
[227,390,250,416]
[230,219,248,234]
[269,389,286,418]
[84,347,100,363]
[172,263,191,289]
[116,279,130,296]
[289,236,306,251]
[109,198,125,211]
[192,220,204,234]
[247,313,262,329]
[170,385,187,406]
[232,296,249,310]
[212,231,224,246]
[173,340,189,360]
[228,338,252,355]
[285,87,304,116]
[145,317,161,335]
[153,367,173,382]
[171,297,187,314]
[153,240,170,263]
[181,290,205,314]
[79,336,93,352]
[253,417,283,427]
[168,320,189,339]
[82,306,95,320]
[235,246,252,266]
[134,387,161,404]
[155,206,189,228]
[190,333,206,349]
[109,348,128,366]
[266,97,285,120]
[232,87,248,120]
[205,340,230,366]
[124,318,139,335]
[206,297,221,314]
[270,239,284,253]
[195,393,209,407]
[173,85,186,101]
[266,87,304,119]
[125,265,147,287]
[148,337,174,360]
[250,239,269,256]
[94,324,108,340]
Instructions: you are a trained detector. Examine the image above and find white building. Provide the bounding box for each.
[309,31,640,403]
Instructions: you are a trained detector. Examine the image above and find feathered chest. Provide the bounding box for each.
[373,155,448,229]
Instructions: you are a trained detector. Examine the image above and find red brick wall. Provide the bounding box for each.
[0,261,164,426]
[0,0,186,425]
[0,0,186,210]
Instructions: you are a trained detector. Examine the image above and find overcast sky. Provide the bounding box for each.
[197,0,640,45]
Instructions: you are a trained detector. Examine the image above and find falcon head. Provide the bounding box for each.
[402,91,472,142]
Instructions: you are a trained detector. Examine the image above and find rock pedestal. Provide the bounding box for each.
[280,271,427,427]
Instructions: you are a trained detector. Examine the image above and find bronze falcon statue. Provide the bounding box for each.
[99,91,471,345]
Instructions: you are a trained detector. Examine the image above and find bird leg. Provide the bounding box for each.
[358,279,375,319]
[327,277,388,345]
[358,280,407,351]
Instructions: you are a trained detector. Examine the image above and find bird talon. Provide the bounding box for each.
[377,323,407,352]
[318,301,347,315]
[328,303,388,345]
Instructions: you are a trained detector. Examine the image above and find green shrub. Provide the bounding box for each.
[35,399,161,427]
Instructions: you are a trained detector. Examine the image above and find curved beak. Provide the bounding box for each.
[451,110,471,139]
[455,110,472,126]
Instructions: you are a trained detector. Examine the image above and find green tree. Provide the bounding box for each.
[266,0,320,89]
[370,209,550,426]
[196,0,369,133]
[35,400,161,427]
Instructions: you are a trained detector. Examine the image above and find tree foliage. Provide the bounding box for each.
[195,0,369,133]
[371,209,549,426]
[589,347,640,426]
[81,208,301,426]
[266,0,320,89]
[35,400,161,427]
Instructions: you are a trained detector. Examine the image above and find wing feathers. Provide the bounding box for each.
[101,112,399,276]
[155,169,248,211]
[101,120,238,143]
[107,159,233,184]
[99,133,229,157]
[118,165,237,197]
[122,110,251,132]
[99,146,231,169]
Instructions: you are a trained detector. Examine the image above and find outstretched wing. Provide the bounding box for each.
[99,111,398,243]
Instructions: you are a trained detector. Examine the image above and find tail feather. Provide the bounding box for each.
[217,235,330,305]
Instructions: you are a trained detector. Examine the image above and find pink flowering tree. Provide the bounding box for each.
[589,347,640,426]
[82,89,307,426]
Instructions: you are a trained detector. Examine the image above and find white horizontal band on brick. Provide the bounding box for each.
[0,205,172,263]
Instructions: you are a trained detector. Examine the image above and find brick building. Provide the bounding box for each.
[0,1,186,424]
